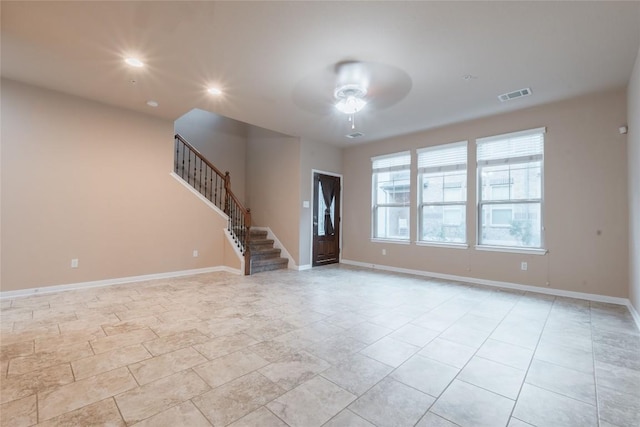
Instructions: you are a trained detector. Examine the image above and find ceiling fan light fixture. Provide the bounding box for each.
[335,95,367,114]
[334,84,367,114]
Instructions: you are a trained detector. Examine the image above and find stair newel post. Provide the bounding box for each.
[223,171,231,215]
[244,209,251,276]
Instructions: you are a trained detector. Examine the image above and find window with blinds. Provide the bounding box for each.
[477,127,545,248]
[417,142,467,244]
[371,151,411,240]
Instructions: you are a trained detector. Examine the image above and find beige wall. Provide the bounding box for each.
[629,46,640,312]
[246,127,301,263]
[298,138,343,267]
[174,108,248,204]
[343,89,629,298]
[1,79,230,292]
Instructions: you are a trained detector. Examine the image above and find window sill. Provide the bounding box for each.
[416,242,469,250]
[475,245,547,255]
[370,238,411,245]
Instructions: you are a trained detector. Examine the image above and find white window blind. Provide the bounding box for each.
[418,142,467,173]
[477,127,545,166]
[372,151,411,172]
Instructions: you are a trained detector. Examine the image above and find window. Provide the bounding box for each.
[417,142,467,244]
[477,127,545,249]
[372,151,411,240]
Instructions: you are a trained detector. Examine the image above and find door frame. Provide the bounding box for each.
[310,169,343,267]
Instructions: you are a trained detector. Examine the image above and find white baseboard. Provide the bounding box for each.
[0,266,240,300]
[341,259,630,306]
[252,227,299,270]
[296,264,312,271]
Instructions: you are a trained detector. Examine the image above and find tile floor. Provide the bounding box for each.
[1,265,639,427]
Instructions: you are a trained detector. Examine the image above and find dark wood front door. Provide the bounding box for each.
[312,173,341,267]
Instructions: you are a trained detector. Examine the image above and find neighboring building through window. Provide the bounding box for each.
[372,151,411,240]
[477,127,545,249]
[417,141,467,244]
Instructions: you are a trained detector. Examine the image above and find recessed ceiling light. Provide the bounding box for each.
[125,57,144,68]
[207,87,222,96]
[146,100,158,107]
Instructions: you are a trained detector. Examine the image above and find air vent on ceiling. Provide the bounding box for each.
[498,88,532,102]
[346,132,365,139]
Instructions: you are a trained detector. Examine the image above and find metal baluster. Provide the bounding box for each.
[204,167,208,201]
[191,151,195,185]
[214,175,218,207]
[187,148,192,184]
[198,158,202,193]
[181,143,186,179]
[175,138,179,173]
[209,171,213,203]
[239,210,242,250]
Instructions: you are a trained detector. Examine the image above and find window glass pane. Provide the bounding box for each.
[510,161,541,200]
[491,184,510,200]
[421,204,466,243]
[443,172,466,202]
[480,203,541,247]
[421,170,466,203]
[491,208,512,225]
[317,182,326,236]
[375,170,410,205]
[481,165,509,201]
[421,174,443,203]
[480,161,541,201]
[374,206,410,239]
[443,207,463,225]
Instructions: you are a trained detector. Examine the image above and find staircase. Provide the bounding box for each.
[174,134,289,275]
[247,229,288,274]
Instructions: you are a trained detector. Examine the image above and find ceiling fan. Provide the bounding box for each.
[292,60,412,139]
[333,61,370,131]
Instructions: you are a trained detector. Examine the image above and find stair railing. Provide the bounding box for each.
[175,134,251,275]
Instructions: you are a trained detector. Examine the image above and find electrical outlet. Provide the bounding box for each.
[193,250,199,257]
[521,262,528,271]
[382,249,386,255]
[71,258,79,268]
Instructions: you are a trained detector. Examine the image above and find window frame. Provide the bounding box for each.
[371,151,411,242]
[417,141,468,245]
[476,127,546,253]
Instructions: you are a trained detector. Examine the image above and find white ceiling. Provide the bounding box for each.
[2,1,639,146]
